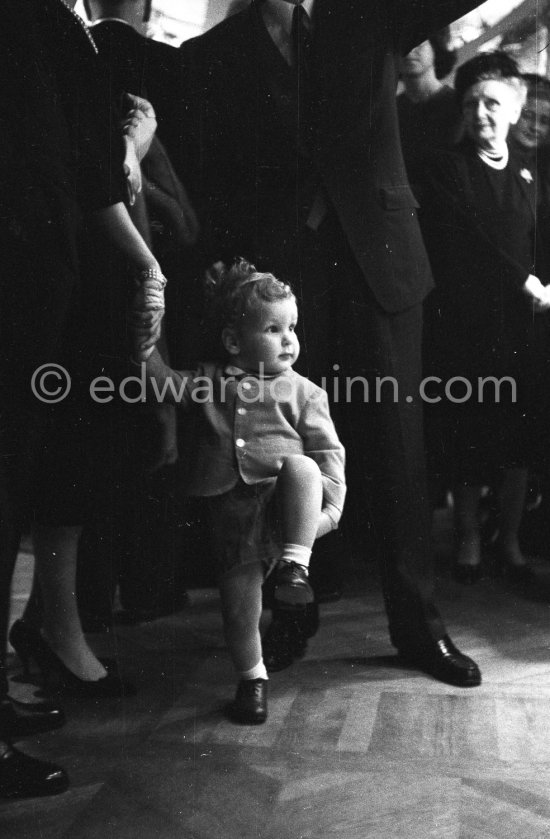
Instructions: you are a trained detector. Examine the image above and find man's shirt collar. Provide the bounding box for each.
[262,0,315,36]
[89,17,134,28]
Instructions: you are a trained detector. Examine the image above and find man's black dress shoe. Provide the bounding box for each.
[228,679,268,724]
[0,744,69,798]
[398,635,481,687]
[1,698,66,740]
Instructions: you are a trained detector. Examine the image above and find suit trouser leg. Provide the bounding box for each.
[333,297,446,648]
[295,216,445,648]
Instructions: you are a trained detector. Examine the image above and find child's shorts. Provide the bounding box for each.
[204,479,282,578]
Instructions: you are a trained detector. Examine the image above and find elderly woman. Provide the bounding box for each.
[422,52,550,584]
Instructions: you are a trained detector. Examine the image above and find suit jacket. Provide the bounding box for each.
[143,354,346,523]
[179,0,483,314]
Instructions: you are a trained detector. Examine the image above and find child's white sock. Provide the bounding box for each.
[280,543,311,571]
[239,659,268,681]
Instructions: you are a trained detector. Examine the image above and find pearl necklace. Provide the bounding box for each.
[58,0,99,54]
[477,144,509,171]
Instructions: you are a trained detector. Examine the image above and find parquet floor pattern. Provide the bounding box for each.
[3,513,550,838]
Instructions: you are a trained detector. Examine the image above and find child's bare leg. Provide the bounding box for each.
[275,455,323,606]
[279,454,323,547]
[219,561,268,723]
[219,561,265,673]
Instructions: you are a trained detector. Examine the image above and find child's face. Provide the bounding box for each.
[231,297,300,375]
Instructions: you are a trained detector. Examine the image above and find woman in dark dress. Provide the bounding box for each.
[422,52,550,583]
[0,0,163,797]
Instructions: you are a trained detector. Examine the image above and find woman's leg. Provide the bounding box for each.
[453,483,483,567]
[20,571,43,629]
[495,466,529,567]
[32,525,106,681]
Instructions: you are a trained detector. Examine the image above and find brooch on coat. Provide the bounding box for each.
[520,168,534,184]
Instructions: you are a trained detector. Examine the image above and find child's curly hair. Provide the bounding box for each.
[206,258,294,330]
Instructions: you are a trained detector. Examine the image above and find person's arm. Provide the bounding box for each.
[297,389,347,537]
[120,94,158,206]
[93,201,161,273]
[94,202,166,351]
[122,94,157,162]
[130,345,195,410]
[392,0,486,53]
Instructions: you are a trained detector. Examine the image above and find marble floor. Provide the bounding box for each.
[2,509,550,838]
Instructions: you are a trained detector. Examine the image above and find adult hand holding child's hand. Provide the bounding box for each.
[130,269,167,360]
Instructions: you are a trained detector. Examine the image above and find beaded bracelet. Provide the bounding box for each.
[136,267,168,288]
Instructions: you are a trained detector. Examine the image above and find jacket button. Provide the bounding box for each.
[242,381,252,390]
[237,407,247,415]
[236,438,245,448]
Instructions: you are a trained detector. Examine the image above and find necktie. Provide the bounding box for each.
[291,4,311,76]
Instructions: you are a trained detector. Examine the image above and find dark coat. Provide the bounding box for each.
[179,0,484,313]
[421,141,544,381]
[90,19,186,164]
[0,0,125,390]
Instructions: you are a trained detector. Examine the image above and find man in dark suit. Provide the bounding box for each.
[177,0,486,687]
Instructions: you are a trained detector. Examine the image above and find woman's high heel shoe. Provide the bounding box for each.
[8,620,136,699]
[9,619,36,677]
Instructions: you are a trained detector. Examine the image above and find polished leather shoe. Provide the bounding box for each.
[228,679,268,724]
[262,610,308,672]
[9,619,136,698]
[274,562,314,606]
[398,635,481,688]
[0,744,69,798]
[1,698,65,740]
